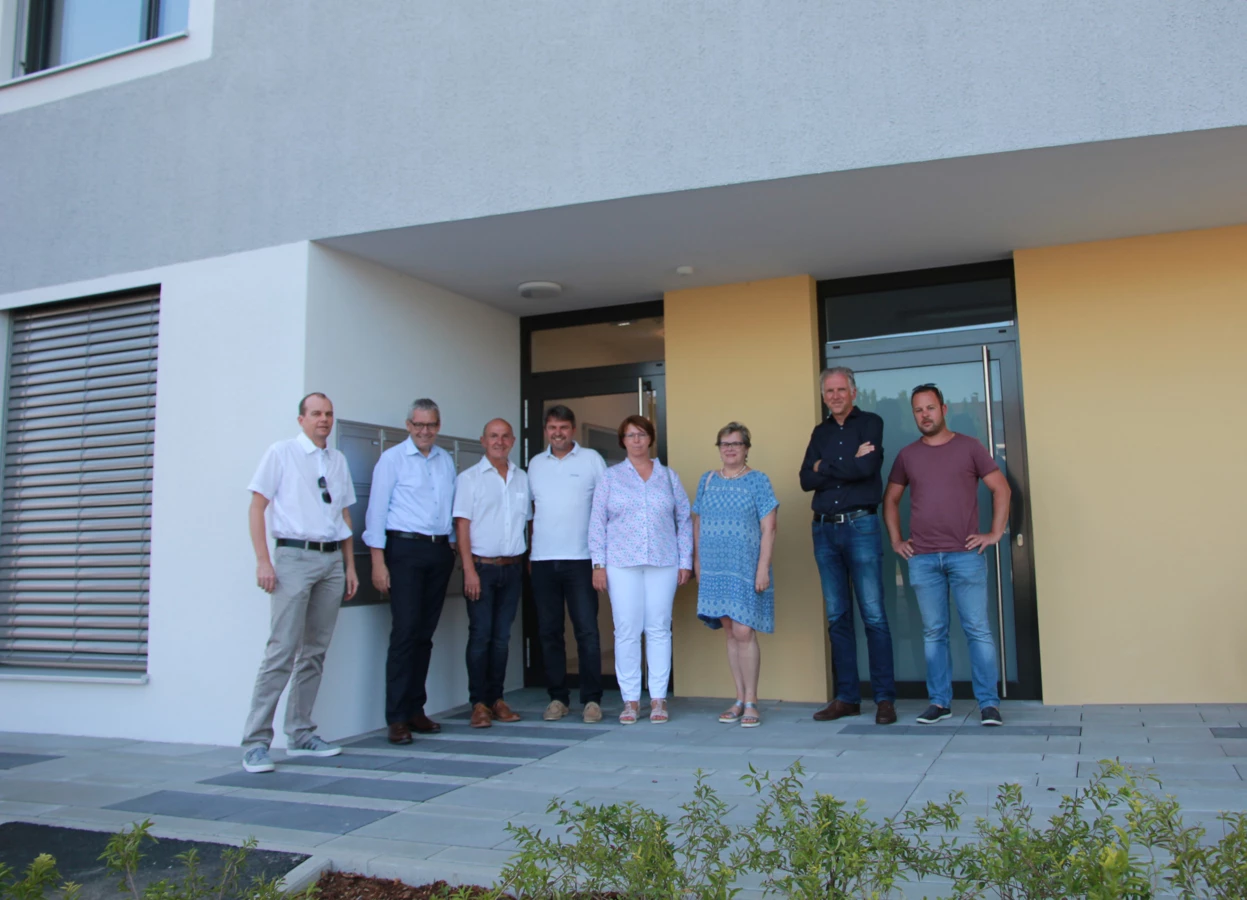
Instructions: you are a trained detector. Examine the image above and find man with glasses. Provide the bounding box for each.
[884,383,1010,726]
[241,392,359,773]
[363,398,458,744]
[800,366,897,725]
[528,405,608,724]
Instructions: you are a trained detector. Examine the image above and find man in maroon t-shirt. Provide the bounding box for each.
[883,384,1011,727]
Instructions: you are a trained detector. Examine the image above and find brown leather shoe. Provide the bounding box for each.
[408,712,441,734]
[812,699,861,721]
[491,699,521,723]
[469,702,493,728]
[875,700,898,725]
[387,722,413,744]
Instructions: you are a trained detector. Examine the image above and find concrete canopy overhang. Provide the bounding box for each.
[320,125,1247,317]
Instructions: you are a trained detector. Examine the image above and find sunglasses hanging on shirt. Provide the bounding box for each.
[317,475,332,504]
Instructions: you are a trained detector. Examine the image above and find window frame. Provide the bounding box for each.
[18,0,181,77]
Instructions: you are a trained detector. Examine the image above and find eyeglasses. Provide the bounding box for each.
[717,441,747,449]
[623,432,649,441]
[408,421,440,432]
[317,475,332,504]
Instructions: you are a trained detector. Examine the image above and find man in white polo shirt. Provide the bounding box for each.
[241,392,359,773]
[528,405,608,723]
[453,418,531,729]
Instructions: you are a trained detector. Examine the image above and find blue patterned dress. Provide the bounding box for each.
[692,469,779,632]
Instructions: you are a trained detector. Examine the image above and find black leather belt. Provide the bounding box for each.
[387,530,450,543]
[813,508,875,525]
[276,538,340,552]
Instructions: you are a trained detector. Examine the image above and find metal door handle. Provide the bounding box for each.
[982,345,1008,697]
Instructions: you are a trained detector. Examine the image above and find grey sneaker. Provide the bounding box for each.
[242,746,275,773]
[287,734,341,758]
[543,699,569,721]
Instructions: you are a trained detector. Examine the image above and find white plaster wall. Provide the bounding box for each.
[0,243,311,745]
[303,244,522,741]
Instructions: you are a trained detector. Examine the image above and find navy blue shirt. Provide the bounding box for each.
[799,406,884,515]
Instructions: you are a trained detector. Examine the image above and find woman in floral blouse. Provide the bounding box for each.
[588,415,693,724]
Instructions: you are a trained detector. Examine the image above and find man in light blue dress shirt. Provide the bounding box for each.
[363,399,457,745]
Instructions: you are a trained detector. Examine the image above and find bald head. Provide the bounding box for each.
[481,418,515,464]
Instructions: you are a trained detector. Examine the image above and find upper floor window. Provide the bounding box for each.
[18,0,189,76]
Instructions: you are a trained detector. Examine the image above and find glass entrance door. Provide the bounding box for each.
[825,326,1040,700]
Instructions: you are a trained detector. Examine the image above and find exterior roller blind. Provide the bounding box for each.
[0,291,159,673]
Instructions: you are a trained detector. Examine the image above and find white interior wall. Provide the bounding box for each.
[303,244,522,741]
[0,242,312,745]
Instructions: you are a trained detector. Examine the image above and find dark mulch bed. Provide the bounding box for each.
[315,871,510,900]
[0,822,307,900]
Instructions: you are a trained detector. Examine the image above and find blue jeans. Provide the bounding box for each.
[465,562,522,707]
[907,552,1000,709]
[813,516,895,704]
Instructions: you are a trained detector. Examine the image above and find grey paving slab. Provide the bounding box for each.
[280,751,401,771]
[108,790,255,820]
[350,810,513,847]
[0,752,61,769]
[317,834,444,861]
[1077,761,1242,781]
[436,722,611,741]
[311,778,457,803]
[424,785,564,813]
[348,736,567,759]
[217,798,392,834]
[379,756,521,777]
[839,724,962,735]
[0,779,147,806]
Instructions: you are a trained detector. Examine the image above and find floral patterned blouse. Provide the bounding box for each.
[588,458,693,570]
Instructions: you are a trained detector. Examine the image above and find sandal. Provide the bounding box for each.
[619,700,640,725]
[650,698,669,724]
[718,701,745,723]
[740,702,761,728]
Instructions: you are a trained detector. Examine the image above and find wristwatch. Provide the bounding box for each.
[592,564,606,570]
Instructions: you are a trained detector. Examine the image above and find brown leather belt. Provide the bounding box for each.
[472,555,521,566]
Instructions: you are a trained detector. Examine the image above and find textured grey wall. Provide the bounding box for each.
[2,0,1246,294]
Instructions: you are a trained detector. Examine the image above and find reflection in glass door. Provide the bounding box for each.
[826,328,1039,699]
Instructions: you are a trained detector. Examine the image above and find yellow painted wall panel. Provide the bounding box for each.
[665,276,829,703]
[1015,224,1247,704]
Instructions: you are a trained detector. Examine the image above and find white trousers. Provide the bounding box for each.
[607,564,677,702]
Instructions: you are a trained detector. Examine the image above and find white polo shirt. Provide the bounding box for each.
[452,456,531,558]
[248,432,356,542]
[528,442,607,561]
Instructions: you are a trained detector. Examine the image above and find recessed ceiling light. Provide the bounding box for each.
[518,281,562,299]
[675,266,695,276]
[616,321,632,327]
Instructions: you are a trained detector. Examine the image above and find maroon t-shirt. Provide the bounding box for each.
[888,433,999,554]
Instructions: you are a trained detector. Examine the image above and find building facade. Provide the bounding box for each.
[1,1,1245,745]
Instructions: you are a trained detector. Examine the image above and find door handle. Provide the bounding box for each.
[981,345,1008,697]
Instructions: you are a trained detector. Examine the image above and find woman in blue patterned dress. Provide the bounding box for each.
[691,422,778,728]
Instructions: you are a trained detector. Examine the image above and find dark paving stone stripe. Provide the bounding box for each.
[437,721,610,740]
[347,736,566,759]
[199,770,457,803]
[838,724,1080,736]
[380,756,521,778]
[107,790,391,834]
[0,752,61,769]
[1212,727,1247,739]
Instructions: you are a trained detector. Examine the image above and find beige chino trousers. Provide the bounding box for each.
[241,545,345,749]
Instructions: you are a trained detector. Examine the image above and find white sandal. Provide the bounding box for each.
[650,698,669,724]
[719,701,745,723]
[740,702,761,728]
[619,700,639,725]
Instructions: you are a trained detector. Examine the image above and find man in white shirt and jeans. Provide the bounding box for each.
[527,405,608,723]
[241,393,359,773]
[453,418,531,729]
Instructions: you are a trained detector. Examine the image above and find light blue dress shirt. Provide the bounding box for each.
[362,439,456,549]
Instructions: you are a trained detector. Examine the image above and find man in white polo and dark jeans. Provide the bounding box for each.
[528,405,608,723]
[241,392,359,772]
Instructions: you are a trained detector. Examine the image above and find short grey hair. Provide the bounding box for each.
[715,422,752,448]
[407,398,440,423]
[820,366,856,391]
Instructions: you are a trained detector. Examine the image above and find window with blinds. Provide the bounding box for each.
[0,291,159,674]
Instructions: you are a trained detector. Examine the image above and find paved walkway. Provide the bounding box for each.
[4,690,1247,897]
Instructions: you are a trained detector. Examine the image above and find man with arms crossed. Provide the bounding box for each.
[528,405,608,724]
[242,392,359,773]
[883,383,1011,727]
[454,418,531,728]
[363,398,457,745]
[800,366,897,725]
